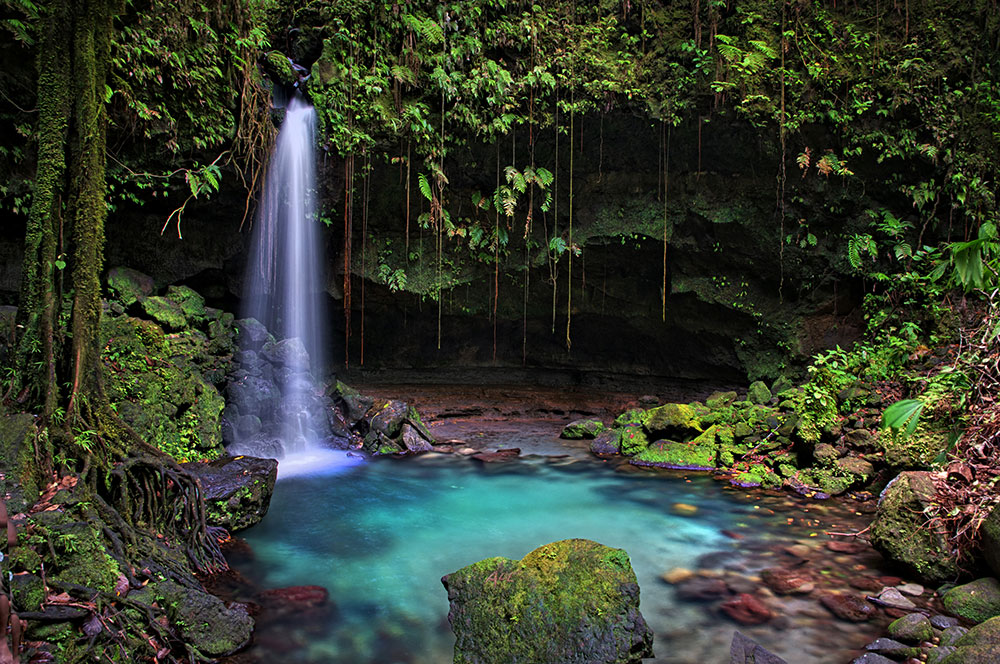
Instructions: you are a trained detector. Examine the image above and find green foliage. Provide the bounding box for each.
[882,399,924,439]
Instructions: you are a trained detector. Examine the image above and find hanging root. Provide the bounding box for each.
[105,455,227,574]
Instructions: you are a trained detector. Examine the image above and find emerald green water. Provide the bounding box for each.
[232,446,880,664]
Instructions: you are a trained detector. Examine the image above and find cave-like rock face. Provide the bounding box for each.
[81,111,867,385]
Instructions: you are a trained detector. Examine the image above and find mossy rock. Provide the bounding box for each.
[747,381,772,405]
[981,506,1000,579]
[869,472,961,583]
[102,315,226,462]
[629,439,717,470]
[441,539,653,664]
[706,391,738,409]
[141,295,187,331]
[888,613,935,644]
[834,455,874,482]
[106,266,153,306]
[165,285,207,326]
[182,456,278,532]
[937,617,1000,663]
[155,580,253,657]
[0,413,42,512]
[942,578,1000,625]
[617,425,650,456]
[613,408,646,428]
[879,421,951,467]
[791,468,856,496]
[641,403,702,438]
[262,50,299,87]
[730,465,782,488]
[42,519,120,593]
[561,419,605,440]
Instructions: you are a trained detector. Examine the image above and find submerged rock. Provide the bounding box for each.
[869,471,960,583]
[182,456,278,531]
[730,631,788,664]
[442,538,653,664]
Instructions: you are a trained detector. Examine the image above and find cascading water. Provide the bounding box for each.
[226,92,357,475]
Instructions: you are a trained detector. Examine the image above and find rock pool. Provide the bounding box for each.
[228,406,899,664]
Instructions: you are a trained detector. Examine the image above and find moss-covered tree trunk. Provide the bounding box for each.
[13,0,223,577]
[17,0,117,436]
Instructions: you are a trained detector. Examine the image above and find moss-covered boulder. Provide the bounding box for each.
[561,419,606,439]
[747,381,772,405]
[0,413,41,512]
[642,403,702,438]
[102,315,226,462]
[888,613,935,644]
[140,295,187,331]
[154,580,253,657]
[164,284,207,326]
[937,617,1000,664]
[106,266,154,306]
[441,539,653,664]
[942,578,1000,625]
[878,422,952,467]
[182,456,278,532]
[629,439,717,470]
[869,472,960,583]
[262,50,299,87]
[980,506,1000,579]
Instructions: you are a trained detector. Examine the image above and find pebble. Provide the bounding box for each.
[719,593,773,625]
[661,567,694,584]
[784,544,812,558]
[849,577,887,592]
[671,503,699,516]
[458,447,477,455]
[896,583,924,597]
[875,587,917,610]
[930,615,960,630]
[827,540,868,554]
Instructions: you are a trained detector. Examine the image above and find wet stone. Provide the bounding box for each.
[888,613,934,644]
[720,593,773,625]
[850,655,896,664]
[926,646,957,664]
[850,577,887,592]
[876,587,917,611]
[821,593,876,622]
[864,638,922,659]
[939,626,969,647]
[897,583,925,597]
[931,615,961,630]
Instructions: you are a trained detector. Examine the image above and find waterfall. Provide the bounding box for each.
[229,93,335,462]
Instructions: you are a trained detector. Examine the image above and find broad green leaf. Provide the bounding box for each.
[882,399,924,438]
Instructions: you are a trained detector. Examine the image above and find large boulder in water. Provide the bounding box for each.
[441,538,654,664]
[182,456,278,531]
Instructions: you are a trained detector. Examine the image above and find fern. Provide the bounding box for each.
[402,14,443,45]
[417,173,433,202]
[847,233,876,270]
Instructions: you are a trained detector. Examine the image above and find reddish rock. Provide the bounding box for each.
[761,568,815,595]
[255,585,332,619]
[720,593,773,625]
[470,448,521,463]
[827,540,868,554]
[820,593,876,622]
[849,576,886,592]
[879,576,904,587]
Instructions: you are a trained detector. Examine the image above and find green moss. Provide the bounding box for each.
[264,51,298,87]
[141,295,187,331]
[730,465,782,488]
[879,422,951,467]
[561,419,605,439]
[641,403,702,436]
[630,439,717,470]
[616,425,649,456]
[444,539,651,663]
[165,285,207,325]
[942,578,1000,624]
